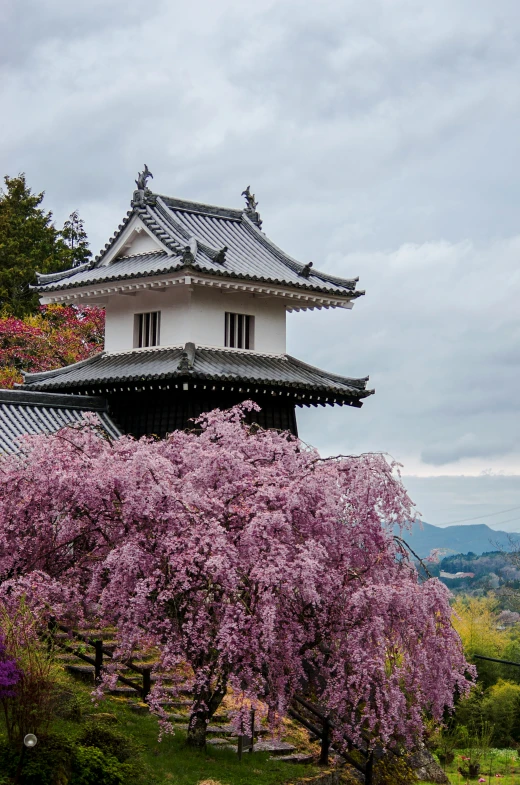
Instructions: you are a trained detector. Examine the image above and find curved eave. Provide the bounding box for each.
[23,375,374,407]
[34,261,364,300]
[21,349,374,406]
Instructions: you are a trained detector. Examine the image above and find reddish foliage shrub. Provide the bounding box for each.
[0,304,104,387]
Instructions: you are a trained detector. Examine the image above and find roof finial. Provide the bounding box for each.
[135,164,153,191]
[300,261,313,279]
[132,165,155,207]
[241,185,263,229]
[177,342,196,371]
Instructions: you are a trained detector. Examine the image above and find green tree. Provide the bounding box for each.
[481,680,520,746]
[61,210,92,267]
[0,174,70,316]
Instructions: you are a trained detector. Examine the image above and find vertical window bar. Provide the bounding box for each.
[136,312,160,348]
[225,312,254,349]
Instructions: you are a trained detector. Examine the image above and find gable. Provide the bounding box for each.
[98,215,173,267]
[119,228,162,257]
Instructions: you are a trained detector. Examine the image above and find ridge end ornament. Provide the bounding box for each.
[241,185,263,229]
[300,262,313,279]
[132,165,154,206]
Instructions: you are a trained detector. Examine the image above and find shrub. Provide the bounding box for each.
[0,733,73,785]
[0,728,148,785]
[70,746,127,785]
[0,599,63,743]
[77,721,143,763]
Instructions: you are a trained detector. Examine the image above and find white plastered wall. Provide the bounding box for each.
[104,285,287,354]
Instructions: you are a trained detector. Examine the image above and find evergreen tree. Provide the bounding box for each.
[0,174,70,316]
[61,210,92,267]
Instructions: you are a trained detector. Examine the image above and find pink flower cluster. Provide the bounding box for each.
[0,404,473,747]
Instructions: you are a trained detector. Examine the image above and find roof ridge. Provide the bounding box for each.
[285,353,372,391]
[159,193,243,220]
[241,214,358,291]
[155,198,221,261]
[35,261,92,286]
[92,209,134,268]
[97,345,183,359]
[136,205,182,255]
[0,389,109,410]
[196,345,285,359]
[21,352,105,384]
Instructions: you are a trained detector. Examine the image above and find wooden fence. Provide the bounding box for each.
[48,618,152,700]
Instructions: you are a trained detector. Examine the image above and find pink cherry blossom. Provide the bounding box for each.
[0,403,473,748]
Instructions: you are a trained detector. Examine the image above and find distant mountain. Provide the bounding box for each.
[395,521,520,558]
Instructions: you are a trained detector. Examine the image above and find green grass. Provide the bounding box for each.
[441,748,520,784]
[105,700,319,785]
[0,674,322,785]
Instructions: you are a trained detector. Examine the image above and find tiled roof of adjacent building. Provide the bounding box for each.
[0,389,121,455]
[22,344,374,407]
[34,190,363,299]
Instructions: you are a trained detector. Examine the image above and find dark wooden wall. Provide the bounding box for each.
[103,388,298,438]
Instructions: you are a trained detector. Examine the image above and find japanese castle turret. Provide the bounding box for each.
[22,168,374,437]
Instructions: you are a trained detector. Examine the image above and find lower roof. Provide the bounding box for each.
[21,345,374,407]
[0,389,121,455]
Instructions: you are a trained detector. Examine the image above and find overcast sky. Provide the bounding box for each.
[2,0,520,530]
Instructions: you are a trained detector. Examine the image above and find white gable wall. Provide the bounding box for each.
[104,285,287,354]
[122,232,161,256]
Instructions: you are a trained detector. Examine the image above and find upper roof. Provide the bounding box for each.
[35,184,363,301]
[0,389,121,455]
[21,344,374,407]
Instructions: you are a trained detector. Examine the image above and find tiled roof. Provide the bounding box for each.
[0,389,121,455]
[22,345,374,406]
[35,192,362,299]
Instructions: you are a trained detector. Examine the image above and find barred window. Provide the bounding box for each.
[134,311,160,348]
[225,312,254,350]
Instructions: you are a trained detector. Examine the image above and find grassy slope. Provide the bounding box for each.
[0,673,322,785]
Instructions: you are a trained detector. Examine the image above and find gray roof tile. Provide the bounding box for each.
[22,346,374,406]
[35,193,362,299]
[0,390,121,455]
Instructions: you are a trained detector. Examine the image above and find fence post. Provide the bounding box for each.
[319,717,330,765]
[142,668,151,700]
[365,751,374,785]
[94,640,103,684]
[249,708,255,753]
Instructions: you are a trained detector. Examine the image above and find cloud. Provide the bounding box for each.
[292,234,520,474]
[2,0,520,519]
[402,474,520,531]
[421,434,517,466]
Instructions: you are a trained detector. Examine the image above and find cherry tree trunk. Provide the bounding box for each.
[186,685,227,748]
[187,712,208,748]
